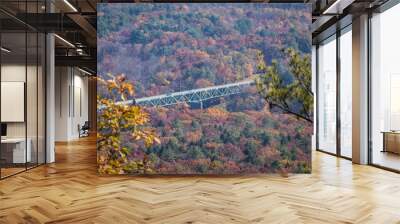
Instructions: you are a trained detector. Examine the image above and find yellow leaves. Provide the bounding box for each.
[97,73,135,102]
[256,51,267,72]
[145,168,154,174]
[109,159,121,168]
[98,154,108,164]
[97,73,160,174]
[122,158,154,174]
[153,136,161,145]
[131,129,160,148]
[103,165,119,175]
[119,106,152,132]
[121,82,135,96]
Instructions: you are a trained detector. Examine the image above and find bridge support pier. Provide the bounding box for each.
[200,101,203,110]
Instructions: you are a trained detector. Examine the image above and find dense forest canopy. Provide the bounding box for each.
[98,3,311,98]
[97,3,312,174]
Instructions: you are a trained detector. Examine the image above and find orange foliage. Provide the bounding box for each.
[185,130,202,143]
[206,108,229,120]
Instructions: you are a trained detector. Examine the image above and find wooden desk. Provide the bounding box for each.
[382,131,400,154]
[1,138,31,164]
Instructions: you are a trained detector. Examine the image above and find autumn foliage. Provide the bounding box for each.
[97,74,159,174]
[97,4,312,174]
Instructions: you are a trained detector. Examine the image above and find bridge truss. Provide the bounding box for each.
[119,79,255,108]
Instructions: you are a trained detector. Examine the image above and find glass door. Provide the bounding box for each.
[317,35,337,154]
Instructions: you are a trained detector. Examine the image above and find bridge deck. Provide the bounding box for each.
[112,77,258,108]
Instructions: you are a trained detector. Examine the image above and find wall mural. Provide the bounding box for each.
[97,3,312,175]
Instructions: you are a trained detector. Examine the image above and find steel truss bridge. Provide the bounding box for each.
[118,78,256,108]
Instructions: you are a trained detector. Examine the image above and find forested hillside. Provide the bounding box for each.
[98,3,310,97]
[97,3,312,174]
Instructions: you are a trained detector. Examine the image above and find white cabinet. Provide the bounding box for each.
[1,138,32,163]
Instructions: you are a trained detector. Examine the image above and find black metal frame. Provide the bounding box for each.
[315,22,353,162]
[336,24,341,157]
[0,0,48,180]
[367,11,372,166]
[315,44,319,152]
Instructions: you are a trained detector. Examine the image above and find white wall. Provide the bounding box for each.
[72,73,89,138]
[55,67,69,141]
[54,67,89,141]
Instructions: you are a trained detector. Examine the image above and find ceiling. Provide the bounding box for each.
[0,0,391,73]
[0,0,98,73]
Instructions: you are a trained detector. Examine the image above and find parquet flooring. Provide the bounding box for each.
[0,167,26,178]
[0,136,400,224]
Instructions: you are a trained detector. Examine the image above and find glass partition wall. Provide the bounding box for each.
[370,3,400,171]
[0,2,46,179]
[316,25,352,159]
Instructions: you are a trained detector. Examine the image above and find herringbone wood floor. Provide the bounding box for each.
[0,137,400,224]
